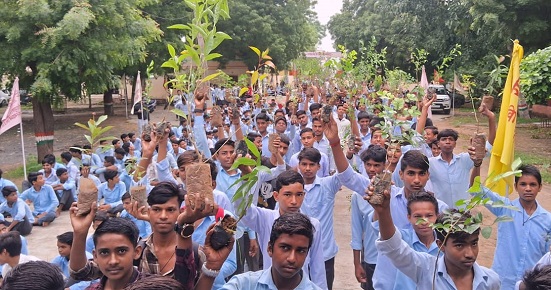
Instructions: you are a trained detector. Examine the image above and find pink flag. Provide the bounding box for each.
[420,65,429,93]
[0,77,22,135]
[454,73,467,94]
[130,71,142,115]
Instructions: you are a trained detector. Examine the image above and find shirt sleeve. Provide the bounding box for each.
[155,158,179,185]
[194,115,211,158]
[46,186,60,213]
[174,248,196,290]
[308,220,329,289]
[350,195,365,250]
[337,165,370,194]
[13,201,27,221]
[69,260,104,281]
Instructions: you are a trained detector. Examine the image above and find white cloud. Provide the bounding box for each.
[314,0,343,52]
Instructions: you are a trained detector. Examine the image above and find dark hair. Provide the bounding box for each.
[214,138,235,153]
[274,170,305,192]
[112,139,120,146]
[121,192,131,201]
[27,172,43,184]
[114,148,127,156]
[279,134,291,146]
[122,142,132,154]
[425,126,439,136]
[104,169,118,181]
[521,265,551,290]
[357,111,371,121]
[69,146,81,154]
[83,144,92,150]
[56,231,74,246]
[121,133,128,140]
[56,168,67,177]
[299,127,314,137]
[407,191,439,215]
[360,145,387,163]
[274,109,285,116]
[41,158,54,165]
[1,261,65,290]
[147,181,184,206]
[43,154,56,164]
[93,217,139,248]
[94,211,110,223]
[1,186,17,198]
[400,150,429,172]
[0,232,22,257]
[430,139,439,148]
[311,117,322,124]
[369,117,383,129]
[128,133,135,139]
[121,275,185,290]
[256,112,270,122]
[435,209,479,244]
[0,169,2,179]
[269,212,315,249]
[297,147,321,164]
[274,117,287,126]
[309,103,322,112]
[247,132,261,142]
[437,129,459,141]
[296,110,307,117]
[104,156,115,165]
[60,152,72,162]
[516,164,542,185]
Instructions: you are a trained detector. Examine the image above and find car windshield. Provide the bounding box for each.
[430,87,447,95]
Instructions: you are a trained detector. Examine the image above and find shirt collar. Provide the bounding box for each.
[258,267,306,289]
[437,258,490,286]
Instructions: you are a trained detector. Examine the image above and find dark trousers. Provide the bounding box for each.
[2,217,33,236]
[325,257,335,290]
[57,189,74,210]
[361,262,376,290]
[235,233,260,275]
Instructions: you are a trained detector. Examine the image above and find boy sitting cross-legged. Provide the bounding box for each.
[20,172,59,227]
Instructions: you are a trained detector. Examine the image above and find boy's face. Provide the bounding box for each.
[515,174,542,203]
[179,141,187,149]
[359,118,370,131]
[0,249,9,264]
[274,183,305,214]
[254,137,262,150]
[256,119,268,134]
[387,145,402,165]
[59,172,69,182]
[437,136,456,154]
[275,120,287,133]
[110,174,120,184]
[114,141,121,148]
[310,109,320,119]
[371,131,386,147]
[337,106,345,117]
[278,142,289,157]
[440,234,478,272]
[217,144,235,170]
[42,163,52,173]
[408,201,437,238]
[399,166,429,195]
[122,198,131,212]
[363,159,385,179]
[93,233,140,284]
[312,121,323,137]
[57,241,71,257]
[33,175,45,187]
[123,136,130,143]
[300,132,314,148]
[171,142,179,152]
[298,158,320,180]
[424,129,437,144]
[431,143,441,157]
[268,233,309,281]
[5,191,18,203]
[148,196,180,235]
[297,114,308,126]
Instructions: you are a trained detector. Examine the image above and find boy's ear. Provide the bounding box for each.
[134,245,143,260]
[399,170,404,181]
[272,191,279,202]
[267,243,273,258]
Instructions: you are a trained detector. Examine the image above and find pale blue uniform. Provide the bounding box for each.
[97,181,126,208]
[429,153,474,207]
[221,267,321,290]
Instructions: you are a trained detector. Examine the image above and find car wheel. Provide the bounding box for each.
[444,109,451,115]
[0,100,6,107]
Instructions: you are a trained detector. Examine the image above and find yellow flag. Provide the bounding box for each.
[486,40,524,195]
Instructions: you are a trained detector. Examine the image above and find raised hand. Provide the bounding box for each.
[202,223,235,271]
[69,202,97,235]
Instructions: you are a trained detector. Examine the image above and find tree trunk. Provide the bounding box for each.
[32,97,55,162]
[103,90,114,116]
[88,93,92,109]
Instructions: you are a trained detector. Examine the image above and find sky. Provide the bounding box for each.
[314,0,344,52]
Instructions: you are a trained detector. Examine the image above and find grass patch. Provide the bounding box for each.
[515,151,551,184]
[3,156,43,180]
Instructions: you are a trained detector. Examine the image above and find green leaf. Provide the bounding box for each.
[251,71,259,86]
[74,122,89,130]
[481,227,492,239]
[244,138,260,159]
[494,215,514,223]
[168,44,176,58]
[161,60,180,71]
[230,157,257,169]
[205,53,223,61]
[84,135,93,145]
[167,24,191,30]
[96,115,108,125]
[200,72,222,83]
[249,46,261,57]
[170,109,187,118]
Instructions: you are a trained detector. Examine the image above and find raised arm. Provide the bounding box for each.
[416,95,435,135]
[480,103,496,145]
[324,114,350,173]
[69,202,96,272]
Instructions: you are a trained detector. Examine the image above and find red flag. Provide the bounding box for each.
[0,77,22,135]
[131,71,142,115]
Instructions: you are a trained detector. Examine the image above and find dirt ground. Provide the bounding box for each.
[1,98,551,289]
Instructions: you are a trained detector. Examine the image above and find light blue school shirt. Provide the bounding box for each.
[54,178,77,201]
[237,204,327,289]
[97,181,126,207]
[387,186,448,230]
[478,186,551,290]
[0,198,35,223]
[96,148,114,161]
[192,213,237,289]
[39,170,59,186]
[51,252,93,277]
[221,267,322,290]
[193,114,211,158]
[289,150,330,177]
[120,209,152,239]
[133,138,142,153]
[260,133,271,158]
[429,152,474,207]
[20,184,59,215]
[0,178,18,204]
[86,235,95,253]
[300,174,341,261]
[377,229,501,290]
[215,168,241,201]
[350,192,377,264]
[373,228,440,290]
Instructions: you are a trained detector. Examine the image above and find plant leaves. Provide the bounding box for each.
[467,176,482,193]
[239,87,248,97]
[200,72,222,83]
[249,46,261,57]
[167,24,191,30]
[481,227,492,239]
[251,71,259,86]
[168,44,176,58]
[244,138,260,159]
[170,109,188,118]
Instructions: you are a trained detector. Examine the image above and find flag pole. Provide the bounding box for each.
[19,122,27,178]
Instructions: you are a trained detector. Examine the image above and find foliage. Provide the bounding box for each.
[73,114,117,155]
[410,48,429,81]
[484,55,509,97]
[237,46,274,100]
[434,44,462,78]
[520,46,551,105]
[352,37,387,83]
[229,138,270,221]
[216,0,322,69]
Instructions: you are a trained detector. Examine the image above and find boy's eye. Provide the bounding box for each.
[118,249,128,254]
[99,250,109,255]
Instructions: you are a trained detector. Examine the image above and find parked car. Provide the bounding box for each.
[0,90,9,107]
[19,90,32,105]
[429,84,451,114]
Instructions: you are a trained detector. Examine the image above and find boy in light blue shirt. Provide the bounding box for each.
[51,231,93,290]
[20,172,58,227]
[0,169,18,205]
[0,186,34,236]
[52,168,76,216]
[97,170,125,215]
[120,192,151,239]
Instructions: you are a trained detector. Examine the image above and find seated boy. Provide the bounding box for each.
[97,169,126,215]
[120,192,151,239]
[85,211,109,253]
[52,168,76,216]
[50,231,93,289]
[20,172,59,227]
[0,232,40,278]
[0,186,34,236]
[369,186,501,289]
[222,212,321,289]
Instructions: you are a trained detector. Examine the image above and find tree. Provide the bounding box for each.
[0,0,162,161]
[216,0,322,69]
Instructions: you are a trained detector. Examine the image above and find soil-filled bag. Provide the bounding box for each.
[77,178,98,216]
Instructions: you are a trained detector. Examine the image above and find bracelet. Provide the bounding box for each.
[201,262,220,278]
[330,140,340,148]
[194,109,204,113]
[473,160,483,167]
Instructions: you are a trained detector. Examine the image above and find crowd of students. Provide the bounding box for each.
[0,83,550,290]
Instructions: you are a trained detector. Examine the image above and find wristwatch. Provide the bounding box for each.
[174,223,195,238]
